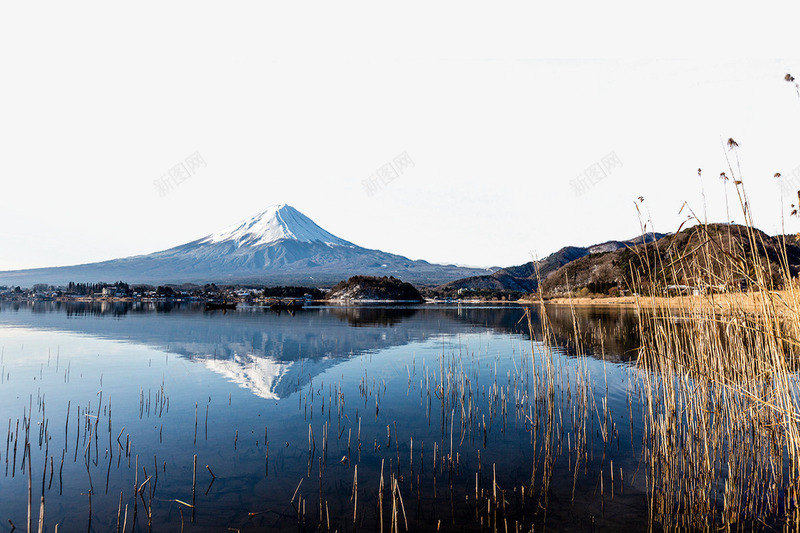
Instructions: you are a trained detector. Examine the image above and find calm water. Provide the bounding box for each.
[0,302,647,532]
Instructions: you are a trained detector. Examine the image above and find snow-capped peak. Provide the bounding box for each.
[201,204,353,247]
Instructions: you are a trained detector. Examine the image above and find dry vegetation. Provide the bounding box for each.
[526,126,800,530]
[628,141,800,529]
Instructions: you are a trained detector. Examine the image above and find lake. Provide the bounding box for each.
[0,301,768,531]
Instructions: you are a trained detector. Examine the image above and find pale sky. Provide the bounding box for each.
[2,2,800,271]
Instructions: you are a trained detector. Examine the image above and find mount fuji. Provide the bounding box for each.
[0,205,488,287]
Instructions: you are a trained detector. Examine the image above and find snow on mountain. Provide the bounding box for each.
[202,204,354,248]
[0,204,487,287]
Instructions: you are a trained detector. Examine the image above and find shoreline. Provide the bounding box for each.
[524,291,800,313]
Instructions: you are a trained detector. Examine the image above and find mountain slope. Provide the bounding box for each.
[439,234,667,292]
[541,224,800,295]
[0,205,488,287]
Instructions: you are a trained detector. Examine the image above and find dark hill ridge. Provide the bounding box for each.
[439,233,666,293]
[541,223,800,295]
[327,275,423,301]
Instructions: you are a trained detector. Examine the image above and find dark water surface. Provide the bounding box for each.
[0,302,647,532]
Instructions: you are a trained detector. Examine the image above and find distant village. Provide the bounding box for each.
[0,280,526,304]
[0,281,325,303]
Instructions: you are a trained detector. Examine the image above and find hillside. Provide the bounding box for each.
[541,224,800,295]
[327,276,424,301]
[439,234,666,293]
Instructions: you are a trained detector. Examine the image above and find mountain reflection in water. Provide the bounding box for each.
[0,301,640,400]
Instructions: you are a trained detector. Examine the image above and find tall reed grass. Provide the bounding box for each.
[629,148,800,530]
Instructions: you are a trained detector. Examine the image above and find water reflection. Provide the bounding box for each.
[0,301,641,400]
[0,301,665,531]
[540,304,641,362]
[2,301,795,530]
[328,305,419,327]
